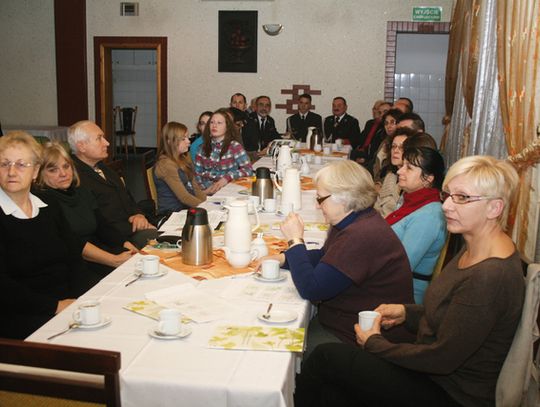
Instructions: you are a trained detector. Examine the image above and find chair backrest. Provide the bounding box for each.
[113,106,138,134]
[0,338,121,406]
[496,263,540,407]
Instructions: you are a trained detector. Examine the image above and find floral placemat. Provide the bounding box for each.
[208,326,305,352]
[123,300,191,323]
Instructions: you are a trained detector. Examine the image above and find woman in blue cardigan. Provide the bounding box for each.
[385,146,446,304]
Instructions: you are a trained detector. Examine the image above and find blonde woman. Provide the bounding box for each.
[36,142,136,277]
[154,121,206,215]
[295,156,524,407]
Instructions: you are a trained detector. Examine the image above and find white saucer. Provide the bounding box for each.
[253,272,287,283]
[257,310,298,324]
[134,269,168,279]
[148,325,192,340]
[73,316,112,330]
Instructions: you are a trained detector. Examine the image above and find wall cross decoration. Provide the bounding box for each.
[275,84,322,114]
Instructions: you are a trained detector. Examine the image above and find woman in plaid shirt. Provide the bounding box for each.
[194,110,253,195]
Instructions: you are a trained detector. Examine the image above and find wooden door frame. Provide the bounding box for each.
[94,36,167,156]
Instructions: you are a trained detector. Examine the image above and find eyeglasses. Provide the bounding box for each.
[440,191,500,204]
[316,194,331,205]
[0,160,34,171]
[391,144,404,151]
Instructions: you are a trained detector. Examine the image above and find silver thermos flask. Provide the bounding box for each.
[181,208,213,266]
[251,167,274,202]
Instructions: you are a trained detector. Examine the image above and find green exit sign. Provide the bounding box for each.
[413,6,442,21]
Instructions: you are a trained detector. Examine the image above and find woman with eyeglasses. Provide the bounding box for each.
[36,142,137,277]
[0,132,98,339]
[385,146,446,304]
[154,121,206,215]
[295,155,524,407]
[258,160,414,356]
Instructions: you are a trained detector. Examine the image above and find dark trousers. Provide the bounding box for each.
[295,342,462,407]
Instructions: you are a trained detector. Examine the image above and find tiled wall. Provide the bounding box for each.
[394,73,445,143]
[112,49,157,148]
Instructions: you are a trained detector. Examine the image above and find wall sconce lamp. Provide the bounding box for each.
[262,24,284,36]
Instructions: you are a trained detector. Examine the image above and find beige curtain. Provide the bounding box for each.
[497,0,540,255]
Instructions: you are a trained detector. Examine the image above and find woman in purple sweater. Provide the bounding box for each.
[294,156,524,407]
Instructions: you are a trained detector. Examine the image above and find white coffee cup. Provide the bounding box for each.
[335,139,343,147]
[138,255,160,275]
[358,311,380,331]
[332,143,340,152]
[73,300,101,326]
[323,146,331,155]
[314,155,323,165]
[264,198,277,212]
[261,259,280,280]
[292,152,299,163]
[249,195,260,210]
[313,144,322,153]
[158,308,182,335]
[305,153,314,163]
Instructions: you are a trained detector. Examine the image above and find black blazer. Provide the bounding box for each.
[242,114,280,152]
[323,113,362,148]
[286,111,323,142]
[73,155,141,241]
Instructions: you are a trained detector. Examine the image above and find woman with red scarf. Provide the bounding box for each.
[386,146,446,304]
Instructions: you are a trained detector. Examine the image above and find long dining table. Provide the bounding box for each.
[25,149,347,407]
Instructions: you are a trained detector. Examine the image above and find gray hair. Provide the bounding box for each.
[67,120,94,153]
[314,160,377,211]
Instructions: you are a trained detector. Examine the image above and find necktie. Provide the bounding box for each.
[334,116,340,128]
[301,115,305,121]
[260,118,266,131]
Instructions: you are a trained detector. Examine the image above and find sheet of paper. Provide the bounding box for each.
[159,210,226,233]
[208,326,305,353]
[220,279,304,304]
[145,284,238,323]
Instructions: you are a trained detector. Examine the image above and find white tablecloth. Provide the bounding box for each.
[3,125,68,142]
[26,155,339,407]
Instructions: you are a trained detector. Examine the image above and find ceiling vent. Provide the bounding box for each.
[121,2,139,16]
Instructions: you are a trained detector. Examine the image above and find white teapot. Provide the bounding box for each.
[274,167,302,213]
[250,232,268,259]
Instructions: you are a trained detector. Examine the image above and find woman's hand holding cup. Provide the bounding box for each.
[354,313,382,348]
[280,212,304,241]
[374,304,406,329]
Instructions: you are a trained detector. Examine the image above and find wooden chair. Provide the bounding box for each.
[113,106,138,156]
[146,166,158,211]
[0,339,121,406]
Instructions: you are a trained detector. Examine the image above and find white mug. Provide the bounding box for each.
[335,139,343,147]
[358,311,380,331]
[323,146,331,155]
[158,308,182,335]
[264,198,277,212]
[137,255,160,275]
[73,300,101,326]
[305,153,314,163]
[332,143,340,152]
[314,155,323,165]
[261,259,280,280]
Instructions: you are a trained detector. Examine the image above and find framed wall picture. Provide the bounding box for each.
[218,11,258,73]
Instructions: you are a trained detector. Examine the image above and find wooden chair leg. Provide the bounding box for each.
[131,134,137,154]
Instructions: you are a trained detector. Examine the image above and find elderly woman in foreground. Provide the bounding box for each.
[262,160,413,355]
[0,132,97,339]
[294,156,525,407]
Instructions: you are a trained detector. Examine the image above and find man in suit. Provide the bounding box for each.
[230,92,247,111]
[68,120,157,248]
[323,97,361,148]
[242,95,280,160]
[285,93,323,142]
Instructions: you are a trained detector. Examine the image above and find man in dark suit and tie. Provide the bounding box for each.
[242,95,280,160]
[285,94,323,142]
[323,96,362,148]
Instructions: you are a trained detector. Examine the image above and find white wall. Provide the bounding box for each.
[0,0,57,126]
[0,0,454,131]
